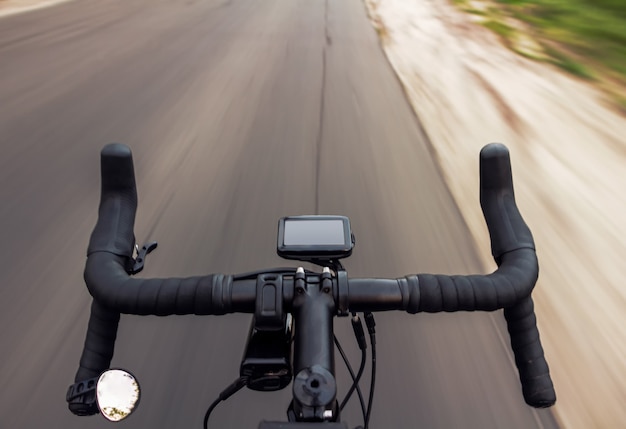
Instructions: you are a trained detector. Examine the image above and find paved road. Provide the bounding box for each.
[0,0,558,427]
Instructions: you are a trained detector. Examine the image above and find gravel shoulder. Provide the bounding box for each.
[363,0,626,428]
[0,0,75,18]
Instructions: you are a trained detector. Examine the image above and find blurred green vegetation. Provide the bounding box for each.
[453,0,626,110]
[500,0,626,79]
[482,20,514,38]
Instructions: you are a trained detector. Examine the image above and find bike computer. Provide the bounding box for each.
[277,215,354,262]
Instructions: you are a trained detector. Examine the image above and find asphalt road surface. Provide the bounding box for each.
[0,0,559,427]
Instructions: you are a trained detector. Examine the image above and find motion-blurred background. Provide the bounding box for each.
[1,0,623,428]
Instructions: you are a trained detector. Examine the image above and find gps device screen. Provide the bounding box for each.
[277,216,353,261]
[283,219,345,246]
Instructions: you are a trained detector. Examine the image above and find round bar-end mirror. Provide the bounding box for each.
[96,369,141,422]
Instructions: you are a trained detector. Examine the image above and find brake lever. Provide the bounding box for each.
[127,241,158,275]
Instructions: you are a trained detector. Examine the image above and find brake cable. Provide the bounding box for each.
[364,313,377,429]
[334,333,366,420]
[203,376,248,429]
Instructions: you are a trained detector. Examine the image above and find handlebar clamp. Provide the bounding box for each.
[336,270,349,317]
[255,273,285,330]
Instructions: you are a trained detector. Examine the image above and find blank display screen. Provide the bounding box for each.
[283,219,346,246]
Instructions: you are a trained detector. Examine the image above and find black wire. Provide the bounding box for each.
[203,397,222,429]
[203,377,248,429]
[338,344,366,414]
[334,334,367,420]
[364,332,376,428]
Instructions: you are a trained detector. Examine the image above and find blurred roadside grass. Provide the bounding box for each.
[452,0,626,112]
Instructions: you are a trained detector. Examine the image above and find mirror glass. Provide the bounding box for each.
[96,369,141,422]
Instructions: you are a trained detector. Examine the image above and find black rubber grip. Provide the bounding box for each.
[87,143,137,259]
[504,296,555,407]
[69,300,120,415]
[479,143,535,260]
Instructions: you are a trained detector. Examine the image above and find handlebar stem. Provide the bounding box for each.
[291,272,338,421]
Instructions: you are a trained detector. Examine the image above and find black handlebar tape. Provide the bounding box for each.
[504,296,555,407]
[75,301,120,380]
[403,249,538,313]
[83,143,256,315]
[70,143,134,414]
[87,143,137,259]
[350,252,534,313]
[84,252,256,315]
[480,143,555,407]
[401,254,555,407]
[69,300,120,415]
[73,142,255,415]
